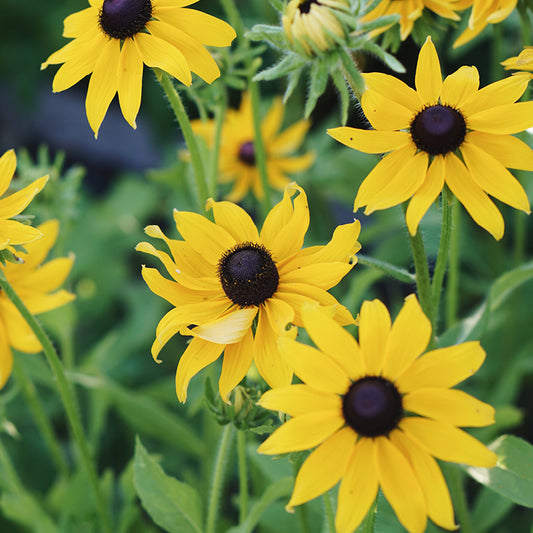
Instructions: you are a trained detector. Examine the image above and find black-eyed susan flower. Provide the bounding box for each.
[0,150,48,252]
[192,93,315,202]
[454,0,518,47]
[502,47,533,77]
[258,295,497,533]
[41,0,236,138]
[0,220,75,388]
[328,36,533,240]
[137,183,360,402]
[361,0,462,41]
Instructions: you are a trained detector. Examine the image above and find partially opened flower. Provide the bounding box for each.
[0,220,75,388]
[328,36,533,240]
[41,0,236,137]
[361,0,462,41]
[258,296,497,533]
[192,93,315,202]
[0,149,48,252]
[502,47,533,77]
[454,0,518,47]
[137,183,360,402]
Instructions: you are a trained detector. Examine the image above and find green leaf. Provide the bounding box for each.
[360,41,405,73]
[246,24,286,48]
[466,435,533,507]
[133,436,203,533]
[305,58,329,118]
[253,55,304,82]
[0,492,57,533]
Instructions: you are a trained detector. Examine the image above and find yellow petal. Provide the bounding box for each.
[22,290,75,315]
[281,262,353,290]
[257,411,345,455]
[405,154,445,235]
[461,141,530,213]
[258,384,341,417]
[2,301,41,353]
[175,337,225,402]
[468,102,533,135]
[278,337,351,394]
[327,127,410,154]
[404,388,495,427]
[263,296,295,335]
[0,174,49,220]
[382,294,431,382]
[363,72,422,113]
[396,341,486,392]
[400,417,497,467]
[441,66,480,108]
[390,429,456,530]
[375,436,427,533]
[444,153,505,240]
[415,36,442,104]
[358,299,391,375]
[188,307,257,344]
[117,38,143,129]
[335,439,379,533]
[288,427,356,507]
[270,119,311,154]
[11,219,57,268]
[62,7,97,38]
[17,256,74,293]
[206,198,260,243]
[261,98,284,140]
[361,90,413,131]
[0,221,43,248]
[0,149,16,197]
[0,321,13,389]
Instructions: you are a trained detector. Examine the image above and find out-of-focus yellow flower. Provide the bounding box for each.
[502,47,533,77]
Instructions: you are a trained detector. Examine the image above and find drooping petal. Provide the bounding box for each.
[358,299,391,375]
[396,341,486,392]
[375,436,427,533]
[400,417,497,467]
[175,337,225,402]
[327,127,410,154]
[187,307,257,344]
[206,198,260,243]
[415,36,442,105]
[257,411,345,455]
[117,37,143,129]
[441,66,480,108]
[288,427,356,507]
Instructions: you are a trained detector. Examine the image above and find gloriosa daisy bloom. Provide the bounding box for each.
[0,220,75,388]
[137,183,360,402]
[328,36,533,240]
[0,150,48,252]
[192,93,315,202]
[258,295,497,533]
[502,47,533,77]
[361,0,462,41]
[41,0,236,138]
[454,0,518,48]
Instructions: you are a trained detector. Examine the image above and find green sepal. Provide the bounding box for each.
[253,54,305,82]
[283,67,303,103]
[246,24,286,49]
[268,0,286,12]
[305,58,329,118]
[339,48,365,97]
[330,67,351,125]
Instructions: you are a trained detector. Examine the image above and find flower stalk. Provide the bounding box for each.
[237,429,249,523]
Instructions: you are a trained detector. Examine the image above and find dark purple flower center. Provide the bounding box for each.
[238,141,256,167]
[410,104,466,156]
[342,376,403,437]
[298,0,320,14]
[218,242,279,307]
[99,0,152,40]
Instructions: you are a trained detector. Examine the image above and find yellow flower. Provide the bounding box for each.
[328,36,533,240]
[502,47,533,77]
[137,183,360,402]
[0,220,75,388]
[0,150,48,252]
[361,0,462,41]
[454,0,517,48]
[258,295,497,533]
[282,0,349,55]
[41,0,236,138]
[192,93,315,202]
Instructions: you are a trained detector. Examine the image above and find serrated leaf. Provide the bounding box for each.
[466,435,533,508]
[134,437,203,533]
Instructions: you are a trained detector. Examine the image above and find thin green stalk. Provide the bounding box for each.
[12,358,69,478]
[402,204,433,322]
[518,0,532,46]
[158,72,209,209]
[323,491,336,533]
[0,272,112,533]
[293,462,311,533]
[445,199,461,329]
[491,23,504,82]
[361,496,377,533]
[358,254,416,285]
[208,85,228,198]
[444,464,473,533]
[431,187,454,336]
[236,429,249,524]
[206,424,234,533]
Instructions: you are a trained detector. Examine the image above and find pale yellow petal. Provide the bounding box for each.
[188,307,257,344]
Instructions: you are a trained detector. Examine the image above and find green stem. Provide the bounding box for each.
[445,198,461,329]
[158,72,209,209]
[323,491,336,533]
[0,272,112,533]
[403,205,433,323]
[236,429,249,524]
[12,358,69,478]
[206,424,234,533]
[445,464,472,533]
[208,85,228,199]
[518,0,532,46]
[292,462,311,533]
[358,254,416,285]
[361,496,377,533]
[491,22,504,82]
[431,187,454,337]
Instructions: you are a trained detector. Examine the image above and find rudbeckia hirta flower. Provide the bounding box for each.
[0,149,48,251]
[41,0,236,138]
[502,47,533,77]
[137,183,360,402]
[258,295,497,533]
[328,36,533,240]
[361,0,462,41]
[192,93,315,202]
[0,220,75,388]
